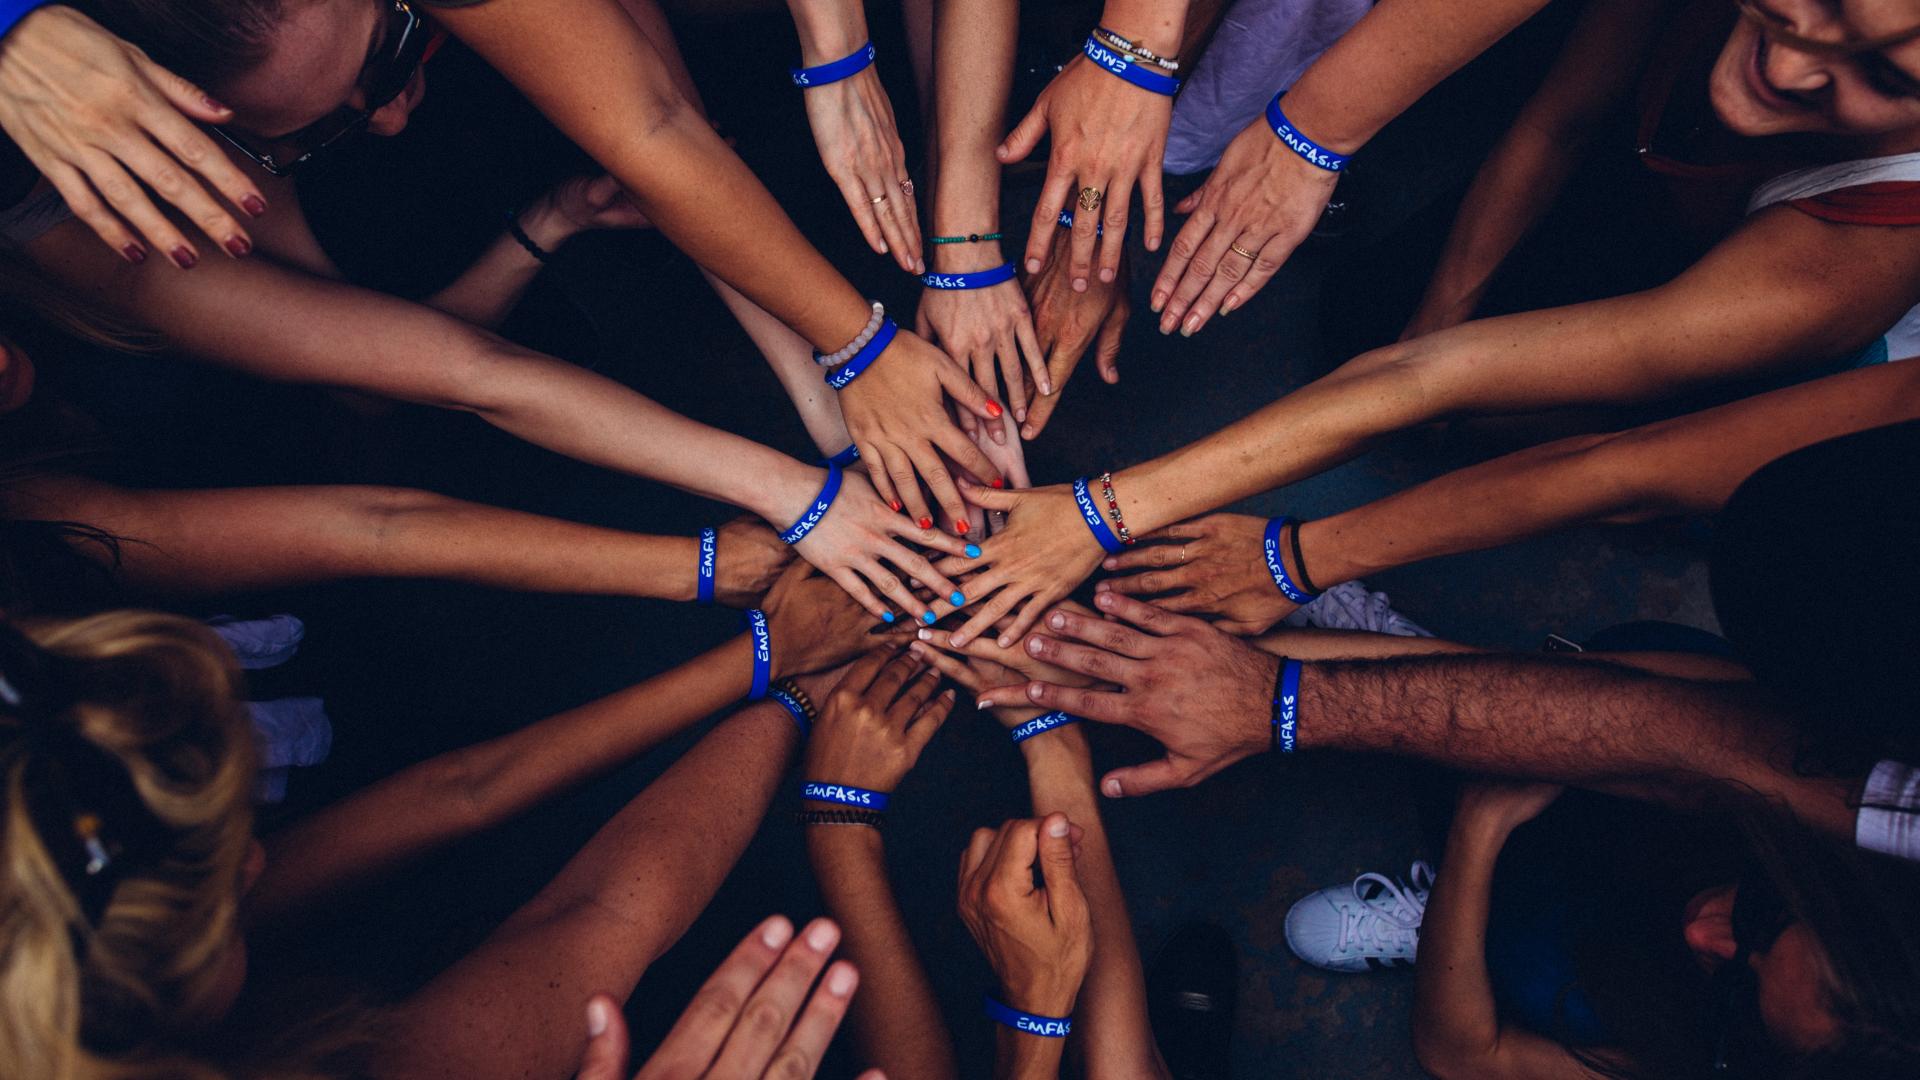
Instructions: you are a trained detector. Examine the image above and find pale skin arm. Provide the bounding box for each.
[1411,786,1614,1080]
[1402,0,1668,339]
[374,700,805,1080]
[2,474,789,604]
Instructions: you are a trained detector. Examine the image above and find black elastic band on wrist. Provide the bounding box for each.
[505,212,551,264]
[1288,519,1321,597]
[796,808,885,829]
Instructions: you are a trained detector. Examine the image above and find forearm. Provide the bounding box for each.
[996,1027,1069,1080]
[1023,730,1165,1080]
[929,0,1017,252]
[423,202,575,329]
[1277,0,1550,154]
[432,0,875,350]
[806,827,959,1080]
[1298,654,1858,837]
[254,635,753,923]
[1411,814,1508,1068]
[1097,0,1189,53]
[704,268,852,456]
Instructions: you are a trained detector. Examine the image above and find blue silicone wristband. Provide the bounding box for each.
[780,465,843,545]
[1272,658,1302,753]
[697,527,717,605]
[770,687,811,735]
[1057,210,1104,237]
[1082,36,1180,96]
[801,781,890,811]
[745,609,772,701]
[0,1,48,39]
[823,443,861,469]
[1263,517,1318,604]
[791,41,875,88]
[921,263,1017,290]
[1072,477,1126,555]
[1010,711,1079,744]
[824,318,899,390]
[984,995,1073,1037]
[1265,94,1347,172]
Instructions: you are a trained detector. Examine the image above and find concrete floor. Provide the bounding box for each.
[118,9,1726,1078]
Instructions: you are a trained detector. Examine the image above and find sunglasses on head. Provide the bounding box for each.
[1709,864,1797,1073]
[213,0,428,177]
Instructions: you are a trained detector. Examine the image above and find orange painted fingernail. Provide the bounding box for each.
[985,401,1003,418]
[889,500,903,513]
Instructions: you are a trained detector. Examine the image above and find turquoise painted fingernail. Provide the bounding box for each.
[922,611,938,625]
[881,611,895,623]
[950,591,966,606]
[965,544,981,558]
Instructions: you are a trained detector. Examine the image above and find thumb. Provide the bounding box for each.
[1099,758,1188,799]
[1175,185,1206,216]
[997,101,1049,164]
[575,996,630,1080]
[1095,306,1126,385]
[137,54,231,120]
[956,477,1021,512]
[586,174,624,208]
[1035,813,1087,918]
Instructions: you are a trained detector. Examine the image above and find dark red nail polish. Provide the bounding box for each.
[985,401,1003,418]
[956,520,969,534]
[990,478,1004,489]
[889,500,903,513]
[241,194,267,217]
[203,95,230,113]
[224,235,251,258]
[918,517,933,530]
[170,246,198,269]
[120,243,146,265]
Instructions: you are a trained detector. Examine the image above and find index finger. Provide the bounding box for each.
[643,916,794,1075]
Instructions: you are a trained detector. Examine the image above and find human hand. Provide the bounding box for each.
[763,559,906,679]
[1020,223,1128,441]
[957,814,1092,1018]
[921,480,1108,650]
[534,174,653,239]
[0,6,266,267]
[1001,55,1171,292]
[803,646,956,797]
[911,601,1104,696]
[1151,116,1340,336]
[974,592,1279,799]
[1094,512,1293,634]
[958,411,1031,537]
[837,328,1005,531]
[803,65,921,274]
[786,465,979,624]
[713,517,794,607]
[1455,780,1563,836]
[915,251,1046,426]
[575,915,878,1080]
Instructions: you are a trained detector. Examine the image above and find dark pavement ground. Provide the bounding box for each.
[39,4,1725,1077]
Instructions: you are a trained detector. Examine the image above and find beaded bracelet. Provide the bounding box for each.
[1072,477,1126,555]
[796,808,885,829]
[815,301,886,368]
[824,318,899,390]
[1097,472,1135,545]
[930,231,1004,245]
[1092,26,1179,71]
[1082,35,1181,96]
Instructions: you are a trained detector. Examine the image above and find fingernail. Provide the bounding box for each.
[588,999,611,1037]
[203,95,230,113]
[881,611,895,623]
[918,517,933,530]
[951,633,968,647]
[1100,268,1115,283]
[1021,427,1036,440]
[224,235,251,258]
[1104,778,1123,797]
[1073,278,1088,293]
[965,543,981,558]
[976,698,991,710]
[1027,258,1041,273]
[171,246,198,269]
[956,520,969,534]
[909,642,925,656]
[1221,300,1237,317]
[1159,322,1173,336]
[1151,293,1166,312]
[879,241,889,254]
[917,628,932,641]
[889,500,903,513]
[1182,315,1200,337]
[1048,817,1071,837]
[828,964,858,997]
[1049,612,1066,629]
[950,591,966,605]
[1015,408,1027,422]
[762,917,793,949]
[1028,637,1045,654]
[806,920,840,952]
[1102,558,1117,570]
[990,478,1004,489]
[922,611,938,625]
[985,401,1003,418]
[120,243,146,265]
[1096,592,1115,609]
[241,194,267,217]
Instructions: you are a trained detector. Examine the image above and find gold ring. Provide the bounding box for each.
[1230,242,1259,260]
[1078,186,1103,212]
[871,194,888,205]
[1178,544,1188,565]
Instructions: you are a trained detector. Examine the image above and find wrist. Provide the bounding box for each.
[514,199,578,253]
[1298,516,1376,592]
[758,458,828,532]
[931,241,1010,275]
[1095,1,1183,55]
[1020,722,1092,770]
[1270,78,1369,156]
[1105,462,1178,540]
[789,0,867,63]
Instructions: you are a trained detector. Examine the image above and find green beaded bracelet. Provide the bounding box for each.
[929,232,1004,245]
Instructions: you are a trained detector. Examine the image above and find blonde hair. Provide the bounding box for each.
[0,610,255,1080]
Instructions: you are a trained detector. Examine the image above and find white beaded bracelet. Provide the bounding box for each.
[816,301,886,367]
[1092,27,1180,72]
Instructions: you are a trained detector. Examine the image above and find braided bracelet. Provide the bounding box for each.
[796,808,885,829]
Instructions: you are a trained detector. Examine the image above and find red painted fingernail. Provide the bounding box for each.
[203,95,230,113]
[889,500,903,513]
[956,520,969,534]
[170,246,198,269]
[985,401,1003,418]
[990,478,1004,489]
[224,235,251,258]
[241,194,267,217]
[120,243,146,265]
[918,517,933,530]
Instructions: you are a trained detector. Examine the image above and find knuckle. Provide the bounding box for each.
[768,1050,817,1080]
[738,998,789,1039]
[686,984,746,1027]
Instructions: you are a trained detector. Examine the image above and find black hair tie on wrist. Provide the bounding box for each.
[1288,519,1321,597]
[505,211,551,264]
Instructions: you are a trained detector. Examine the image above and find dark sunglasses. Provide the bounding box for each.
[213,0,428,177]
[1709,865,1796,1073]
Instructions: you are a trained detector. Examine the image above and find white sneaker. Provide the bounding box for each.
[1284,861,1434,972]
[1283,581,1433,637]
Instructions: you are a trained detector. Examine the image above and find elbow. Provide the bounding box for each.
[406,751,500,835]
[1539,429,1685,526]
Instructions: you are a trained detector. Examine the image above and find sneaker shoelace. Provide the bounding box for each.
[1335,861,1433,954]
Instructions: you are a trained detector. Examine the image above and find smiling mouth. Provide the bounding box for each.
[1746,32,1799,113]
